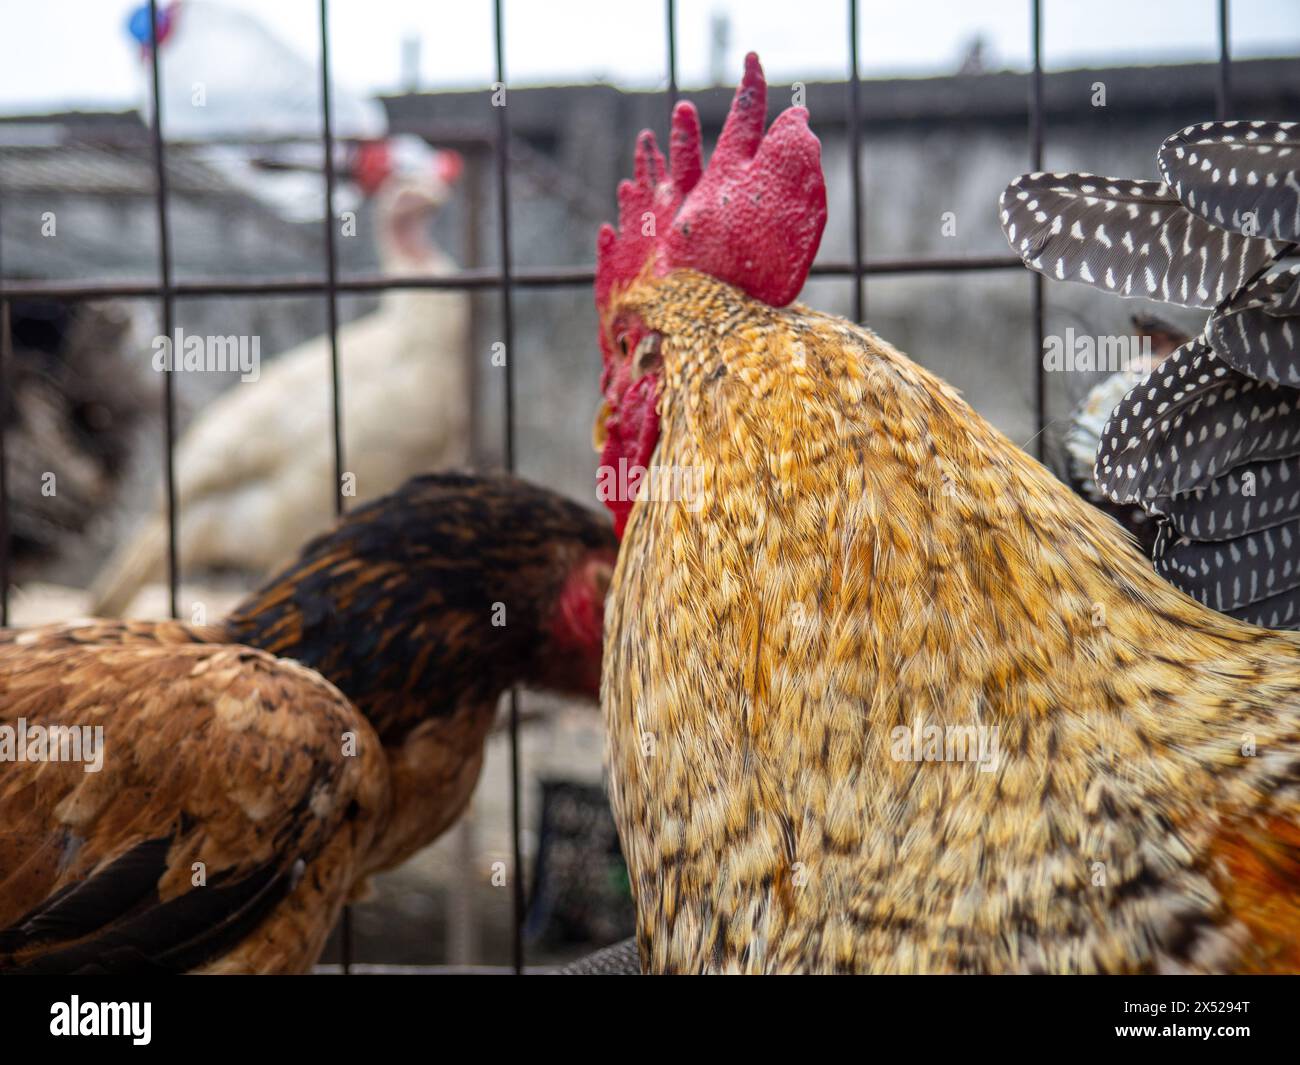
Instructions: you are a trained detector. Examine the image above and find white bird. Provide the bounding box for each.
[90,151,471,617]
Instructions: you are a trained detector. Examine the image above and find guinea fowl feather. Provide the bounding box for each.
[1003,121,1300,628]
[1207,266,1300,384]
[1095,337,1300,504]
[1153,516,1300,618]
[1157,121,1300,242]
[1158,454,1300,541]
[998,172,1281,308]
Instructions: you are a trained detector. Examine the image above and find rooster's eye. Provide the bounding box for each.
[632,333,663,378]
[617,334,630,358]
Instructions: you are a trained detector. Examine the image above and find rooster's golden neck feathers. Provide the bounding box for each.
[602,271,1300,973]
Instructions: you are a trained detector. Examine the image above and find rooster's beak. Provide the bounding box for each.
[592,400,610,453]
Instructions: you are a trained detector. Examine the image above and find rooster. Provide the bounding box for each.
[1000,123,1300,629]
[89,149,471,617]
[1,473,615,972]
[593,55,1300,973]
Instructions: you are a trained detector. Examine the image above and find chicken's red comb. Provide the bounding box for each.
[595,53,827,311]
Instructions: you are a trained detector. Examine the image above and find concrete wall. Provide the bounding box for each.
[385,60,1295,509]
[6,59,1297,545]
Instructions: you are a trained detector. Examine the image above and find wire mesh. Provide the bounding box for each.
[0,0,1245,973]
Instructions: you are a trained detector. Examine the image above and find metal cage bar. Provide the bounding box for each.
[1030,0,1045,459]
[0,255,1024,302]
[491,0,527,978]
[147,0,180,621]
[318,0,347,525]
[848,0,865,323]
[0,300,8,628]
[0,186,9,626]
[666,0,679,115]
[1218,0,1232,118]
[315,0,353,976]
[0,0,1249,976]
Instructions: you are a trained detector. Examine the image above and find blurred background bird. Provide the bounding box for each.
[593,56,1300,973]
[88,143,470,617]
[1,472,615,972]
[1,300,151,574]
[1061,312,1188,552]
[1001,121,1300,627]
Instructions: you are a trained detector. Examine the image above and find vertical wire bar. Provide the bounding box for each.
[666,0,678,114]
[847,0,865,323]
[0,167,9,626]
[147,0,180,620]
[1216,0,1231,119]
[319,0,346,521]
[1029,0,1045,459]
[0,300,9,627]
[492,0,525,977]
[316,0,351,975]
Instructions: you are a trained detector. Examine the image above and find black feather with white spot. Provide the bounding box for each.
[1159,453,1300,541]
[1222,578,1300,629]
[1206,264,1300,385]
[1007,124,1300,628]
[1094,337,1300,505]
[1158,121,1300,242]
[1153,514,1300,618]
[998,172,1281,308]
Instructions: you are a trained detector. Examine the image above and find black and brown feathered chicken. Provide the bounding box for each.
[0,472,615,973]
[1001,121,1300,626]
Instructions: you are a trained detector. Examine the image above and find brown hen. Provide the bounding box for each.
[0,473,615,972]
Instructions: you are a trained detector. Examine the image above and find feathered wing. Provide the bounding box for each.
[1157,120,1300,242]
[1092,334,1300,626]
[0,633,388,973]
[1206,265,1300,384]
[1094,337,1300,505]
[998,172,1282,307]
[1207,810,1300,973]
[1002,135,1300,630]
[1151,517,1300,626]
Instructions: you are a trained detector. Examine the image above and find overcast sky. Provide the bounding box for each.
[1,0,1297,114]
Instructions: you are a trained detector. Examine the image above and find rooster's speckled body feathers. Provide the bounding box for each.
[602,271,1300,973]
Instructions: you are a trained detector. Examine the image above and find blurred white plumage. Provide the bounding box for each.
[90,161,471,617]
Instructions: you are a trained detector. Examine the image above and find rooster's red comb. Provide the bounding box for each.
[595,53,827,311]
